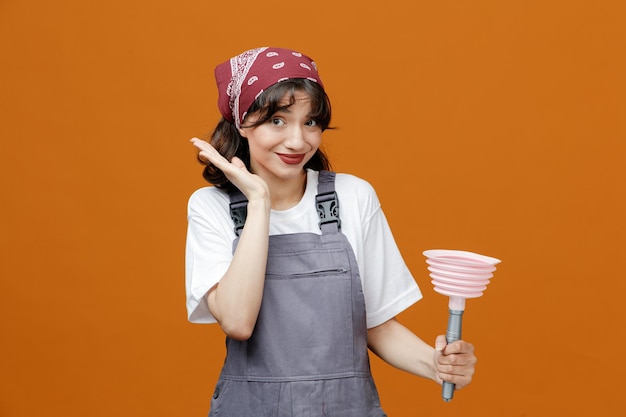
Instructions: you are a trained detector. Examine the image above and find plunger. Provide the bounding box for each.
[423,249,501,402]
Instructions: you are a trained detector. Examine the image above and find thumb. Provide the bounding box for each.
[435,335,447,352]
[230,156,247,170]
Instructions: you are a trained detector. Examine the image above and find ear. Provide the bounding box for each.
[238,127,247,138]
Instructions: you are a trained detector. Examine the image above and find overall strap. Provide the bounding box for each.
[228,171,341,236]
[316,171,341,234]
[228,187,247,237]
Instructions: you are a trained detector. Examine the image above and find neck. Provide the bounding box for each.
[267,170,307,211]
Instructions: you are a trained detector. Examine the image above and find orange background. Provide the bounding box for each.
[1,0,625,416]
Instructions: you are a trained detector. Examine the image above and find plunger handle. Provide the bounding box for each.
[442,308,464,402]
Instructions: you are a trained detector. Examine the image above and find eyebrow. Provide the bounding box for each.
[272,109,318,120]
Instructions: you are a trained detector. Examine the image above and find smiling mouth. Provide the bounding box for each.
[276,153,306,165]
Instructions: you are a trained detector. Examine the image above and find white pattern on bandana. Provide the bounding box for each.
[228,47,267,129]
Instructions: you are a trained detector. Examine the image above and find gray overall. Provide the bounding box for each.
[208,171,386,417]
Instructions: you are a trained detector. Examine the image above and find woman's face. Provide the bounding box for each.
[238,91,322,184]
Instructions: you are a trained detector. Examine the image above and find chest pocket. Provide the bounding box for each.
[265,247,350,278]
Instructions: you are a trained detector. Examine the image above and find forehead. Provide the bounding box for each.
[276,90,312,107]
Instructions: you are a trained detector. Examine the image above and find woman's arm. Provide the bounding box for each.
[367,318,476,388]
[206,197,270,340]
[192,138,271,340]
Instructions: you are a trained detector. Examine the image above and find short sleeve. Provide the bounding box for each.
[361,206,422,328]
[185,187,235,323]
[334,175,422,328]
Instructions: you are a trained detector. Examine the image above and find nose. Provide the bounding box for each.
[283,125,306,150]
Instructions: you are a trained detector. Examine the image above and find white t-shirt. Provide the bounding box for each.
[185,169,422,328]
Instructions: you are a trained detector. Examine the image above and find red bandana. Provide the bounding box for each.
[215,47,324,128]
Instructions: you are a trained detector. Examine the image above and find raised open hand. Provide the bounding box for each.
[191,137,269,202]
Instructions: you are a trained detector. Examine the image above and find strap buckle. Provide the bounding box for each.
[229,201,247,237]
[316,191,341,230]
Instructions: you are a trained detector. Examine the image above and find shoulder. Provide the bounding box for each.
[187,186,230,217]
[188,186,229,204]
[334,172,380,208]
[334,172,374,189]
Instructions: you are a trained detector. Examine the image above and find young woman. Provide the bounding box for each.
[186,47,476,416]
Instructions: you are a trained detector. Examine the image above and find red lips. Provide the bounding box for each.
[276,153,305,165]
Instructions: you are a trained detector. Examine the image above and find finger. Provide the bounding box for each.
[438,371,473,389]
[230,156,246,170]
[435,335,447,352]
[190,137,211,150]
[442,340,474,355]
[437,359,475,384]
[438,352,476,368]
[190,137,217,156]
[190,138,233,168]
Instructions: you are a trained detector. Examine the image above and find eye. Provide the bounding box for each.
[270,118,285,126]
[305,119,318,127]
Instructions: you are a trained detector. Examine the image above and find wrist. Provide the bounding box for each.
[246,198,271,213]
